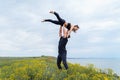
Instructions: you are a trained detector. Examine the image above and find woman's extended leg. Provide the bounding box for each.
[50,11,65,25]
[42,19,61,25]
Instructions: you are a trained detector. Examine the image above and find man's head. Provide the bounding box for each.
[72,25,79,32]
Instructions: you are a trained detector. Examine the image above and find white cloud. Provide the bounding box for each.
[88,36,104,43]
[0,33,20,51]
[0,30,40,50]
[0,16,10,26]
[0,29,57,56]
[14,30,42,44]
[68,46,104,57]
[113,37,120,43]
[64,0,119,16]
[0,0,120,57]
[80,19,119,33]
[80,46,103,53]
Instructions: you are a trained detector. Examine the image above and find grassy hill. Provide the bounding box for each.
[0,56,120,80]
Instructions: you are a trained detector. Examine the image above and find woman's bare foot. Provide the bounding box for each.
[41,19,45,22]
[49,10,54,14]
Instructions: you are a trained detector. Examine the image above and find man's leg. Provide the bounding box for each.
[57,37,63,69]
[62,51,68,70]
[60,38,68,70]
[57,54,62,69]
[58,37,63,52]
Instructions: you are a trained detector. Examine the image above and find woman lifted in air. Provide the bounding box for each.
[41,11,79,70]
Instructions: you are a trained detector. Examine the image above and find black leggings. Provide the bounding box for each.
[44,12,65,26]
[57,37,68,70]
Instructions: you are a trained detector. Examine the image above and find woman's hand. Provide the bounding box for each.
[59,33,62,37]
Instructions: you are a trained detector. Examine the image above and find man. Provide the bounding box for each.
[57,26,69,69]
[42,11,79,69]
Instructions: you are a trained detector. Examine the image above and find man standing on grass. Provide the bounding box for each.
[42,11,79,70]
[57,25,69,70]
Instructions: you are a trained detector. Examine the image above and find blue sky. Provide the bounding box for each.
[0,0,120,58]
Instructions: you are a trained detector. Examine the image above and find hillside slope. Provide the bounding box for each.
[0,56,120,80]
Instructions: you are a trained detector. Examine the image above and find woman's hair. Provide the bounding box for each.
[74,25,79,29]
[72,25,79,32]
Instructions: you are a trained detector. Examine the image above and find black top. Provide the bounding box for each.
[60,19,66,26]
[66,23,71,30]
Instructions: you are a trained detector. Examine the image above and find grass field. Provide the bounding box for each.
[0,56,120,80]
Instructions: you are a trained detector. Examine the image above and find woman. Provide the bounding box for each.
[42,11,79,70]
[41,11,79,37]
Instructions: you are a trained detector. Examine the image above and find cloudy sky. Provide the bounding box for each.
[0,0,120,58]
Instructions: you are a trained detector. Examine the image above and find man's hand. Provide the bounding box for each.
[59,26,62,37]
[67,30,71,38]
[59,33,62,37]
[67,35,70,38]
[67,34,70,38]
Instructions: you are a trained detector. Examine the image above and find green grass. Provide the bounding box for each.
[0,57,32,67]
[0,56,120,80]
